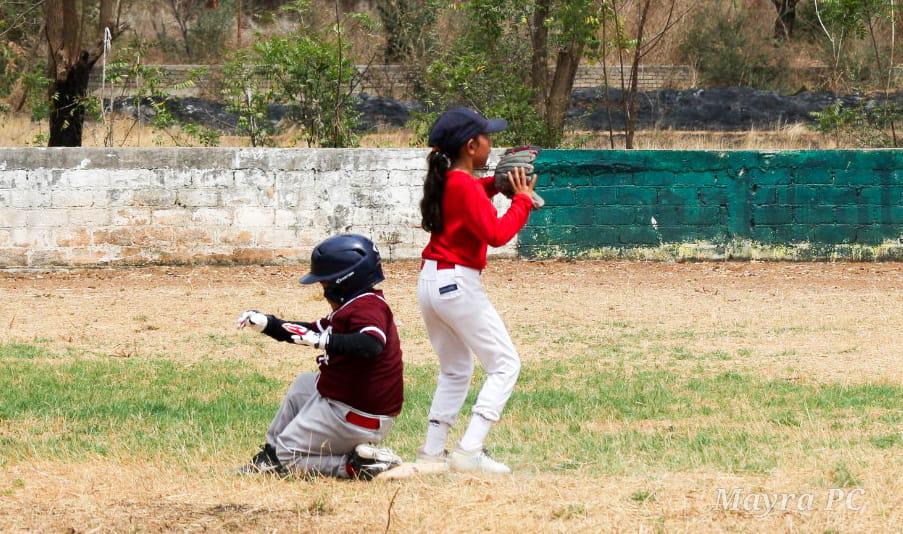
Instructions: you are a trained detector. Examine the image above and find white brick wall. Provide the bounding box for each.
[0,148,517,268]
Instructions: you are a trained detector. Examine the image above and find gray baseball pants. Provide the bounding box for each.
[266,372,395,478]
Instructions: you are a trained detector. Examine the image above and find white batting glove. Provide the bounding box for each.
[282,323,329,350]
[236,310,268,333]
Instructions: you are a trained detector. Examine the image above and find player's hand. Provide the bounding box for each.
[507,166,537,196]
[236,310,268,333]
[283,323,329,350]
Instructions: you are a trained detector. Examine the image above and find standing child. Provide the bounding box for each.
[236,234,404,480]
[416,108,537,474]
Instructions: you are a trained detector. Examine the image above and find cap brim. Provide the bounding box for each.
[299,273,322,285]
[484,119,507,133]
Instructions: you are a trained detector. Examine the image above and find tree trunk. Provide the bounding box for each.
[530,0,550,114]
[44,0,119,146]
[48,52,95,147]
[771,0,797,40]
[545,41,585,146]
[625,0,651,149]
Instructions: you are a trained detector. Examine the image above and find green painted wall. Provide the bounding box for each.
[519,150,903,261]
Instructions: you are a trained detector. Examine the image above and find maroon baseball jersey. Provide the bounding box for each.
[311,290,404,416]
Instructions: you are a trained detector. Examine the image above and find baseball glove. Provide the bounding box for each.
[493,146,545,209]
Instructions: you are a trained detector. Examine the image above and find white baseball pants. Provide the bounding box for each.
[266,372,395,477]
[418,259,522,425]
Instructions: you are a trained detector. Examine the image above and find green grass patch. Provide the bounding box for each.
[869,433,902,449]
[1,344,901,476]
[0,342,48,359]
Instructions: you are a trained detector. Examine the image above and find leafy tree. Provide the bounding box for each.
[102,42,220,146]
[221,50,278,146]
[221,0,375,147]
[414,0,609,146]
[375,0,444,63]
[153,0,235,62]
[812,0,898,145]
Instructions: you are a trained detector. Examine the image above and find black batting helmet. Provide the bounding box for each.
[300,234,385,304]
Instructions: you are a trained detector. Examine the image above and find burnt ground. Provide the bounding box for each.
[111,88,902,134]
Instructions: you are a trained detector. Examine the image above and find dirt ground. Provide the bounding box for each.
[1,260,900,381]
[1,260,901,532]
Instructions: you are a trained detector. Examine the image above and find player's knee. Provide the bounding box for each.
[441,359,474,381]
[501,351,521,378]
[509,356,521,378]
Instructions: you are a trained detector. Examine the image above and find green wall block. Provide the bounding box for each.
[835,206,885,225]
[641,172,679,186]
[519,226,552,245]
[752,186,776,204]
[527,209,559,227]
[548,174,591,187]
[535,206,594,226]
[789,224,814,242]
[788,186,820,205]
[696,187,730,206]
[546,226,578,244]
[594,206,640,225]
[539,187,576,206]
[850,150,900,171]
[753,206,793,225]
[811,225,855,244]
[574,225,618,245]
[679,172,720,187]
[794,206,835,224]
[752,226,778,243]
[682,206,725,225]
[888,206,903,224]
[859,187,891,205]
[617,187,658,205]
[751,168,792,185]
[573,187,617,206]
[646,206,679,225]
[657,188,699,205]
[818,187,860,204]
[834,169,880,186]
[619,226,661,245]
[655,225,698,243]
[792,169,834,184]
[854,225,891,245]
[792,150,854,170]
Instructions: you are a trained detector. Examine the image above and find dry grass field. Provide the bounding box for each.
[0,260,901,532]
[0,112,840,150]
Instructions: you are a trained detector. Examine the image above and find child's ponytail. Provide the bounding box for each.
[420,150,450,234]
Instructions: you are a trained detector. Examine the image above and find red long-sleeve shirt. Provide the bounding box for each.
[421,170,533,271]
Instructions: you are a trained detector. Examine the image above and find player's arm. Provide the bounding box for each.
[235,310,317,343]
[326,308,390,359]
[262,316,317,343]
[477,175,498,198]
[457,176,533,247]
[325,332,384,359]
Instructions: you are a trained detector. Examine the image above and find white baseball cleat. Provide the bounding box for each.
[349,444,403,480]
[448,447,511,474]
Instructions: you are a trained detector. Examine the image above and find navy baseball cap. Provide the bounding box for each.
[428,107,507,154]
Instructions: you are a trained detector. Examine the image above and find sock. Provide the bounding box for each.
[422,419,450,456]
[458,414,493,452]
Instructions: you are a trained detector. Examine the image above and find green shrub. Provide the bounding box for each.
[409,1,552,146]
